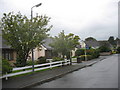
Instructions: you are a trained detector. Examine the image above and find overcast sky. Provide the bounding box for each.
[0,0,119,40]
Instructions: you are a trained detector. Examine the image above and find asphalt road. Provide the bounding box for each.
[33,54,118,88]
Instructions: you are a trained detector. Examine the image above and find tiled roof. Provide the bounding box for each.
[98,41,113,48]
[84,40,99,48]
[42,38,53,50]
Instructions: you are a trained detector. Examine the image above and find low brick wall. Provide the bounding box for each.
[100,52,111,56]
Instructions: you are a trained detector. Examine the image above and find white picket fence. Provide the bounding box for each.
[0,59,70,80]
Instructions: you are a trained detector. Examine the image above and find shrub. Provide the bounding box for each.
[75,48,100,59]
[72,56,78,58]
[52,57,63,62]
[37,56,47,64]
[98,46,111,52]
[26,60,38,66]
[111,51,116,54]
[80,55,92,61]
[2,59,13,74]
[117,47,120,53]
[75,49,85,56]
[87,49,100,59]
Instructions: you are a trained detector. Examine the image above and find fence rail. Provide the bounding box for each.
[1,59,70,80]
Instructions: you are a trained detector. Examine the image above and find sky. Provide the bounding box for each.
[0,0,119,40]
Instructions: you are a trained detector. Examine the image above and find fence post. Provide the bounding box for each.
[50,60,52,69]
[69,59,70,65]
[61,61,63,67]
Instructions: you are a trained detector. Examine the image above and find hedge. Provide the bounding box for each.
[37,56,47,64]
[2,59,13,74]
[80,55,92,61]
[75,48,100,59]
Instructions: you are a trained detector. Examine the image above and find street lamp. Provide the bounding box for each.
[31,3,42,72]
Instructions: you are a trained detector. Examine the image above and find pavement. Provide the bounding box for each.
[2,56,107,89]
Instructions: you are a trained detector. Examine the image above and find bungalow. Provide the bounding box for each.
[84,39,99,49]
[98,40,113,49]
[2,37,53,61]
[2,39,17,61]
[28,38,53,60]
[84,38,113,49]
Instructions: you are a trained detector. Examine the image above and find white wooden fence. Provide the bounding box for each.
[0,59,70,80]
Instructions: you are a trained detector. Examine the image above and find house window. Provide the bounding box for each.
[2,49,13,60]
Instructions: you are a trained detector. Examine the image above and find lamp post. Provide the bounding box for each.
[84,44,87,61]
[31,3,42,72]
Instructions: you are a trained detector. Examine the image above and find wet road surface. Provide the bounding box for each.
[33,54,118,88]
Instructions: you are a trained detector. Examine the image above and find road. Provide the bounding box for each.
[33,54,118,88]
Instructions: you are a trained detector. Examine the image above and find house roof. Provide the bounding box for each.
[84,40,99,48]
[42,38,53,50]
[84,39,113,49]
[1,37,53,50]
[98,40,113,48]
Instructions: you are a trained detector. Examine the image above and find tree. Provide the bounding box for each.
[117,47,120,53]
[98,45,111,52]
[2,59,13,74]
[50,30,80,59]
[85,37,97,41]
[1,12,52,66]
[108,36,116,46]
[115,37,120,47]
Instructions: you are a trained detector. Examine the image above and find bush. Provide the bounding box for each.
[26,60,38,66]
[75,48,100,59]
[52,57,63,62]
[2,59,13,74]
[80,55,92,61]
[111,51,116,54]
[86,49,100,59]
[117,47,120,53]
[75,49,85,56]
[72,56,78,58]
[37,56,47,64]
[98,46,111,52]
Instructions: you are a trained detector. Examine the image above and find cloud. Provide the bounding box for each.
[0,0,119,40]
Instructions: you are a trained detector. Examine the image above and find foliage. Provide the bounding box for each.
[108,36,116,46]
[2,59,13,74]
[37,56,47,64]
[86,49,100,58]
[80,55,92,61]
[1,12,52,66]
[117,47,120,53]
[111,51,116,54]
[75,48,99,59]
[98,45,111,52]
[26,60,38,66]
[50,30,80,59]
[85,37,97,41]
[52,57,64,62]
[75,49,85,56]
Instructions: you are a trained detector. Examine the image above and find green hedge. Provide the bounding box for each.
[2,59,13,74]
[80,55,92,61]
[86,49,100,59]
[37,56,47,64]
[75,49,85,56]
[75,48,100,60]
[52,57,63,62]
[117,47,120,53]
[98,46,111,52]
[26,60,38,66]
